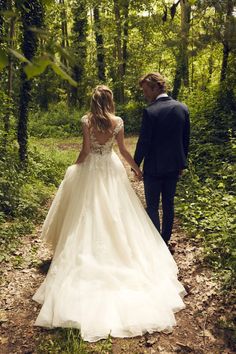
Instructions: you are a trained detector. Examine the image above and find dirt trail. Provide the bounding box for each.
[0,144,234,354]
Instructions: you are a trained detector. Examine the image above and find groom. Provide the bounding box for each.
[134,72,190,247]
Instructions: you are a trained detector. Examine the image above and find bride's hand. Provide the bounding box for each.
[134,169,143,181]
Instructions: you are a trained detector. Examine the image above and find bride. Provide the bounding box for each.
[32,85,186,342]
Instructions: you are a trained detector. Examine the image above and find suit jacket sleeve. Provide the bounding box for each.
[134,109,152,167]
[183,109,190,159]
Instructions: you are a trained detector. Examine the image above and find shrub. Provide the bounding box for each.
[29,102,86,138]
[175,87,236,286]
[29,100,145,137]
[116,100,144,134]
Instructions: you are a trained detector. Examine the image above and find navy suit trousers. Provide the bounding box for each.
[144,173,179,244]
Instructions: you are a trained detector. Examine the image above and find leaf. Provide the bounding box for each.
[8,49,30,64]
[0,337,8,344]
[24,64,42,79]
[41,0,55,6]
[55,46,77,66]
[0,10,18,18]
[188,0,197,5]
[24,56,51,79]
[51,63,77,87]
[0,49,8,71]
[28,27,48,38]
[0,310,8,322]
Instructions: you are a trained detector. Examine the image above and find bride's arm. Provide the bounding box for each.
[75,123,90,164]
[116,128,142,180]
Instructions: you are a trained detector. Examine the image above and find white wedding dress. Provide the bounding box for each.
[32,116,186,342]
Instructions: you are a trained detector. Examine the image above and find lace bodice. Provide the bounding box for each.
[81,115,123,155]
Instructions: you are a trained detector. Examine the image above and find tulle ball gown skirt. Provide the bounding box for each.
[32,150,186,342]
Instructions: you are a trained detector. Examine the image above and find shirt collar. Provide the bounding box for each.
[156,93,168,100]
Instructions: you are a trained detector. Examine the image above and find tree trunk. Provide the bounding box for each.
[59,0,69,60]
[172,0,191,98]
[93,5,105,82]
[69,0,88,107]
[0,0,12,136]
[7,16,14,99]
[220,42,230,83]
[59,0,70,104]
[207,50,213,86]
[220,0,234,83]
[4,0,15,135]
[0,0,7,43]
[0,0,10,150]
[122,0,129,78]
[172,60,182,99]
[16,0,44,163]
[180,0,190,87]
[113,0,124,104]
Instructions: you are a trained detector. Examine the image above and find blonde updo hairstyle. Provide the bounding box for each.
[87,85,115,132]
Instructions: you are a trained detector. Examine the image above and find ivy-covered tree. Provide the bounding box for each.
[69,0,88,107]
[93,4,106,82]
[16,0,44,162]
[0,0,7,44]
[112,0,130,103]
[0,0,11,137]
[172,0,191,98]
[218,0,235,83]
[122,0,129,79]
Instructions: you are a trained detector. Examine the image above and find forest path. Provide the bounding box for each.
[0,142,233,354]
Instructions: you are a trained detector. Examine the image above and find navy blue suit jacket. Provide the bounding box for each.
[134,96,190,177]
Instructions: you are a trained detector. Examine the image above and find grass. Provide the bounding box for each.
[30,136,82,167]
[36,328,113,354]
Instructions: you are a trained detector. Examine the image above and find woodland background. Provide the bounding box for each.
[0,0,235,352]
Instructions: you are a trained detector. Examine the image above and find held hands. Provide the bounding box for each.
[133,168,143,181]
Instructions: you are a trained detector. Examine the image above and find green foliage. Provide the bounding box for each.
[0,134,78,264]
[8,48,31,64]
[29,102,86,138]
[116,100,144,134]
[176,165,236,283]
[176,88,236,286]
[0,48,8,70]
[24,55,51,78]
[0,139,65,219]
[0,89,13,128]
[51,62,78,87]
[37,328,112,354]
[180,86,235,144]
[29,101,144,138]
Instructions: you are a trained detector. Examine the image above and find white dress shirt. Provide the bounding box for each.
[156,93,168,100]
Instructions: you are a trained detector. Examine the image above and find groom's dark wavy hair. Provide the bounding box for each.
[139,72,167,93]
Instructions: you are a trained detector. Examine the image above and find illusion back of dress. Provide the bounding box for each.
[81,115,123,155]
